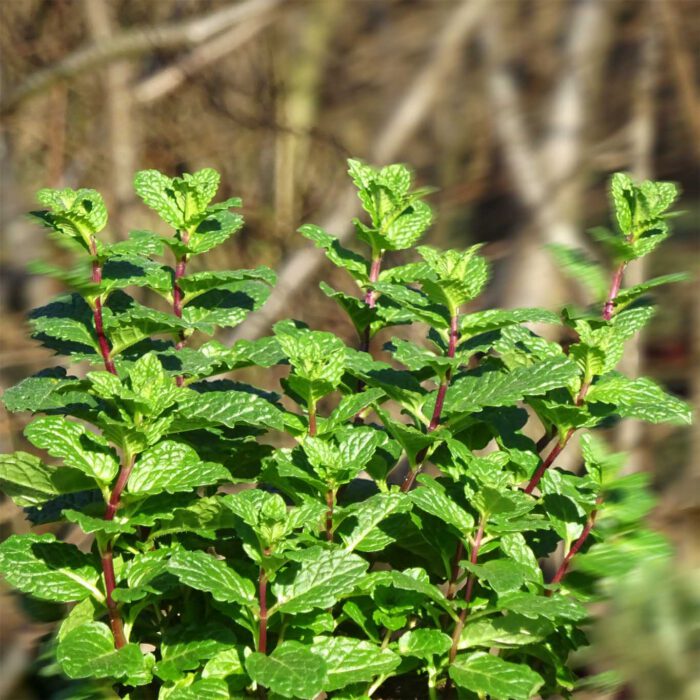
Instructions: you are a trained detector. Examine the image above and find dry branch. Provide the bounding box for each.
[1,0,285,113]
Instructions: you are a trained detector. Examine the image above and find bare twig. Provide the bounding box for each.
[134,7,282,104]
[2,0,285,112]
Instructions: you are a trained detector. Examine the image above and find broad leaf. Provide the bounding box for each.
[25,416,119,483]
[57,621,152,684]
[449,652,544,700]
[587,374,691,424]
[0,451,95,507]
[271,547,367,614]
[127,441,229,496]
[313,636,400,691]
[246,641,327,699]
[167,548,256,607]
[0,534,100,602]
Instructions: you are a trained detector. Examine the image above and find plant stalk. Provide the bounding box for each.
[172,231,190,386]
[401,312,459,492]
[354,255,384,407]
[89,237,116,375]
[524,428,575,494]
[100,453,136,649]
[258,567,268,653]
[359,255,383,352]
[602,261,627,321]
[325,489,335,542]
[448,517,485,664]
[547,498,602,594]
[100,547,127,649]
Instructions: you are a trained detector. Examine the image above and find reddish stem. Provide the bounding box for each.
[547,499,602,594]
[258,567,268,653]
[355,256,384,406]
[90,246,116,375]
[401,313,460,492]
[308,405,317,437]
[448,517,485,664]
[602,261,627,321]
[172,233,190,385]
[524,428,574,494]
[104,454,136,522]
[325,489,335,542]
[101,548,127,649]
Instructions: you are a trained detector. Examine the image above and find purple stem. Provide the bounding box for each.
[602,261,627,321]
[325,489,335,542]
[354,256,384,408]
[401,313,460,492]
[258,566,268,653]
[448,517,485,664]
[547,497,602,594]
[100,453,136,649]
[89,238,116,375]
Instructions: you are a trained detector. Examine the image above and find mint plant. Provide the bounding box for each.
[0,164,691,700]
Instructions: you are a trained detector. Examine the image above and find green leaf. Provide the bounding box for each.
[128,441,229,496]
[202,647,247,681]
[30,294,99,355]
[460,614,555,649]
[0,533,101,602]
[2,372,93,414]
[102,229,165,257]
[127,352,180,415]
[498,592,587,622]
[462,559,525,595]
[25,416,119,483]
[409,477,474,535]
[186,209,244,255]
[337,492,411,552]
[180,279,271,332]
[574,530,671,578]
[361,568,453,616]
[319,388,385,433]
[319,282,374,336]
[381,420,440,471]
[449,652,544,700]
[174,388,283,432]
[459,308,560,339]
[442,358,579,415]
[134,169,222,230]
[586,374,692,425]
[275,323,346,403]
[179,266,276,303]
[167,548,256,607]
[397,629,452,659]
[31,187,108,250]
[62,509,135,535]
[299,224,369,282]
[313,636,400,691]
[0,451,95,507]
[614,272,688,308]
[416,245,489,314]
[166,679,231,700]
[548,244,608,300]
[57,621,152,684]
[271,547,367,615]
[246,641,327,699]
[154,624,238,682]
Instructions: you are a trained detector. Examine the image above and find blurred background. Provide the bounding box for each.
[0,0,698,698]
